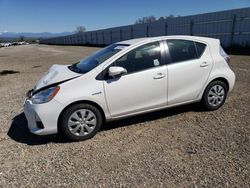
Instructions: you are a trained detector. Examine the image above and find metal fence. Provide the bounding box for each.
[40,7,250,48]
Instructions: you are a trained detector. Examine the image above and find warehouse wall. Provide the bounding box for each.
[40,7,250,48]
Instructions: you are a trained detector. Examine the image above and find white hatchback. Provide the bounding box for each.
[24,36,235,141]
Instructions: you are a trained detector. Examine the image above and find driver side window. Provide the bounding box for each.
[112,41,162,74]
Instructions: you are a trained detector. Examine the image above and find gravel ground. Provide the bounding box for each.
[0,44,249,187]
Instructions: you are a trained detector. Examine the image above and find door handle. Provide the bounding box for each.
[200,61,209,67]
[154,73,166,79]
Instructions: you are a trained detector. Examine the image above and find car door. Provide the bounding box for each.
[103,41,167,117]
[165,39,213,105]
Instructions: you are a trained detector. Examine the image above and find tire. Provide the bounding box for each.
[59,103,103,141]
[202,80,228,111]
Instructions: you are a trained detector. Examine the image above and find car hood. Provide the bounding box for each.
[35,64,81,90]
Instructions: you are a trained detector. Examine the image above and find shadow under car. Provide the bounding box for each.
[7,103,204,145]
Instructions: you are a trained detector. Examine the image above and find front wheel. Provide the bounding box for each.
[59,103,103,141]
[202,81,228,111]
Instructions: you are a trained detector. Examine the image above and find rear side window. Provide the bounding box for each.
[166,40,206,63]
[195,42,206,57]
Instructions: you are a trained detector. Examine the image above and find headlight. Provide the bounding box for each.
[31,86,60,104]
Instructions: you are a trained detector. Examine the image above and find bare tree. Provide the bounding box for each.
[138,14,181,23]
[135,16,157,24]
[158,16,165,21]
[75,26,86,33]
[168,14,175,18]
[158,14,180,21]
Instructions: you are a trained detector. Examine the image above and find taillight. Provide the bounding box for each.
[225,56,230,64]
[220,46,230,64]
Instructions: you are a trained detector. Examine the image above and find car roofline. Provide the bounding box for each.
[116,35,220,46]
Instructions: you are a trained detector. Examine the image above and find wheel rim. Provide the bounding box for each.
[208,85,225,107]
[67,109,97,136]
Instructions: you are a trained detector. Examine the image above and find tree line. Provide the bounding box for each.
[135,15,181,24]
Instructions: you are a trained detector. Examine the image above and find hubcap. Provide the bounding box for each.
[68,109,97,136]
[208,85,225,107]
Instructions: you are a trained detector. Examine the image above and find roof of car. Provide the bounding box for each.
[116,35,219,45]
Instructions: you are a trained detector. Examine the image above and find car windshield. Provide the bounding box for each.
[69,44,129,74]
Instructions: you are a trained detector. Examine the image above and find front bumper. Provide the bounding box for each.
[24,97,65,135]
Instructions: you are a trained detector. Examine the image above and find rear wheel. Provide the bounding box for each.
[60,103,103,141]
[202,81,228,111]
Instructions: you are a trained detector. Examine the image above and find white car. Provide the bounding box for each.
[24,36,235,141]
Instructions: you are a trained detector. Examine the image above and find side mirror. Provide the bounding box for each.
[108,66,127,77]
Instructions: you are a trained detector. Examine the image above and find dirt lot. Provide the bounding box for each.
[0,44,249,187]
